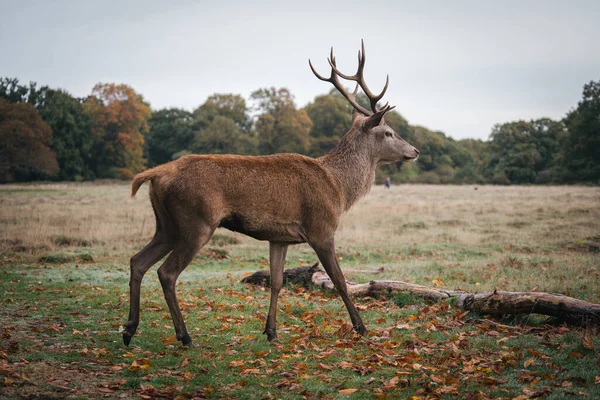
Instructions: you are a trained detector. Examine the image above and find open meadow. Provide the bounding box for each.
[0,182,599,399]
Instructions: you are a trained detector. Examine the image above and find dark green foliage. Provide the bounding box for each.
[146,108,194,166]
[191,115,257,155]
[484,119,564,184]
[191,94,256,155]
[252,87,312,155]
[561,80,600,183]
[304,94,352,156]
[36,89,94,180]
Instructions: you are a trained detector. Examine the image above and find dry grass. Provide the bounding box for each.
[2,182,598,251]
[340,184,600,249]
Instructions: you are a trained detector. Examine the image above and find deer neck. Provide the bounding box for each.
[319,135,377,212]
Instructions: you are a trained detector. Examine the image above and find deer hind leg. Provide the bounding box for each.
[264,242,288,342]
[157,223,214,346]
[123,195,174,346]
[312,240,366,335]
[123,234,173,345]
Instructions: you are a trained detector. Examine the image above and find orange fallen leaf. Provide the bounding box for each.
[161,336,177,345]
[229,360,245,368]
[338,388,358,395]
[524,358,535,368]
[129,358,152,371]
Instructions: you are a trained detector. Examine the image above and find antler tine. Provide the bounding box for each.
[325,39,391,114]
[309,47,373,117]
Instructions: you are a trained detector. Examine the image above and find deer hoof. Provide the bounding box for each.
[179,333,193,346]
[263,329,278,342]
[122,332,133,346]
[354,324,367,335]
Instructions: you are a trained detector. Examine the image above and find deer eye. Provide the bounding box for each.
[385,131,393,138]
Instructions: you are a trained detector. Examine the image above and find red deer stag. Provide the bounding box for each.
[123,40,419,346]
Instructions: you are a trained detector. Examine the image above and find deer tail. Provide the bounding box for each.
[130,169,158,198]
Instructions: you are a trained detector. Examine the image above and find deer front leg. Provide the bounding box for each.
[264,242,288,341]
[312,240,366,335]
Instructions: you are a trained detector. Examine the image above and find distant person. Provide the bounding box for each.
[384,177,391,189]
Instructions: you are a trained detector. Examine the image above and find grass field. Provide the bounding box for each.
[1,182,599,399]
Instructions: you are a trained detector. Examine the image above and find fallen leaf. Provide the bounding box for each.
[524,358,535,368]
[228,360,245,368]
[583,335,594,350]
[317,363,333,371]
[129,358,152,371]
[338,388,358,395]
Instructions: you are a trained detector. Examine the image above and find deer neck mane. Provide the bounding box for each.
[318,129,377,212]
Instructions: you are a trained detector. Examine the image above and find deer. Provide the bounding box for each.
[122,40,419,347]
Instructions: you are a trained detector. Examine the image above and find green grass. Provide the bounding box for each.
[1,249,599,399]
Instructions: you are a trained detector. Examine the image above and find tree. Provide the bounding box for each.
[561,80,600,183]
[193,94,252,132]
[191,94,256,155]
[484,119,563,184]
[0,99,59,182]
[0,77,44,106]
[36,89,94,180]
[304,93,352,157]
[252,88,312,155]
[1,78,94,180]
[84,83,151,179]
[147,108,194,166]
[191,115,257,155]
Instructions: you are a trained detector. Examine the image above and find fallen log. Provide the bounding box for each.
[241,262,384,287]
[242,264,600,326]
[456,291,600,326]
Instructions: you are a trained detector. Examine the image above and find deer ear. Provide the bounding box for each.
[363,107,389,130]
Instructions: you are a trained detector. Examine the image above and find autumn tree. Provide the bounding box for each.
[252,88,312,155]
[0,99,59,182]
[84,83,151,179]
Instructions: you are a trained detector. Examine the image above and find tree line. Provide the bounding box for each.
[0,77,598,184]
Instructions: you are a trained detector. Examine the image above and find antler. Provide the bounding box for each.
[309,40,395,116]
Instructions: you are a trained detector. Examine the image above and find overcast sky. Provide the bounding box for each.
[1,0,598,140]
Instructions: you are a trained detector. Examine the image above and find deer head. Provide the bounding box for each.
[309,40,419,164]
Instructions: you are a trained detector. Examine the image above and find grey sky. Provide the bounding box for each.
[1,0,598,140]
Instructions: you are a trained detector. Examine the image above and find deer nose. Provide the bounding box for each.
[414,148,420,155]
